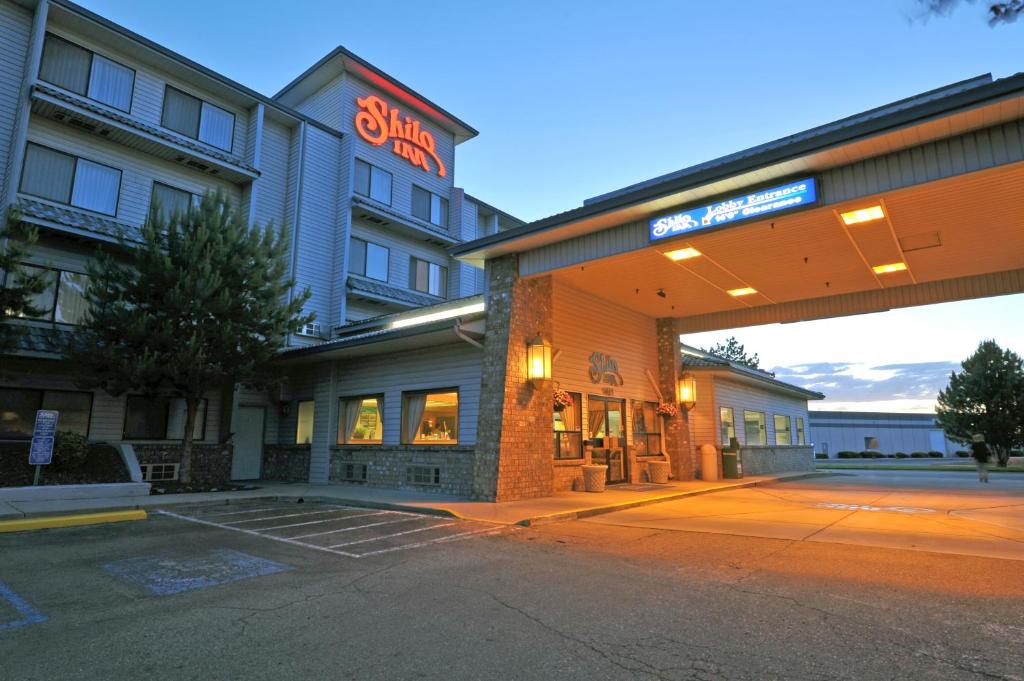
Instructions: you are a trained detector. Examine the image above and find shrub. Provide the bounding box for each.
[860,451,882,459]
[815,453,828,459]
[955,450,969,458]
[928,451,944,458]
[911,452,928,458]
[53,431,90,469]
[837,451,857,459]
[894,452,909,458]
[884,453,896,458]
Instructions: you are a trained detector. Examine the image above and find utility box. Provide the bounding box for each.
[722,437,742,479]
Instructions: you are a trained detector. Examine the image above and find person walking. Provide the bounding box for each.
[970,433,991,483]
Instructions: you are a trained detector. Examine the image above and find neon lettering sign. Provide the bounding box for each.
[354,95,446,177]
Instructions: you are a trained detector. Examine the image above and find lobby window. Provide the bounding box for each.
[4,264,90,325]
[796,417,806,445]
[411,185,448,228]
[161,86,235,151]
[719,407,735,446]
[409,257,447,298]
[150,182,200,222]
[631,401,662,457]
[39,34,135,112]
[553,392,582,460]
[295,400,315,444]
[123,396,207,440]
[774,414,792,446]
[0,388,92,439]
[21,143,121,216]
[401,389,457,444]
[338,396,383,445]
[354,159,392,205]
[349,237,389,282]
[743,410,766,446]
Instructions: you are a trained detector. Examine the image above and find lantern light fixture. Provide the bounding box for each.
[677,372,697,410]
[526,334,552,388]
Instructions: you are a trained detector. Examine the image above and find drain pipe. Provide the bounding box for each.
[453,318,483,348]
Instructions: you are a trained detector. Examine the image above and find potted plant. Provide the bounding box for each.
[656,402,679,419]
[553,388,573,412]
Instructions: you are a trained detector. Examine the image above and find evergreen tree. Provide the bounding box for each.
[0,208,47,358]
[936,340,1024,467]
[704,336,761,370]
[68,191,313,482]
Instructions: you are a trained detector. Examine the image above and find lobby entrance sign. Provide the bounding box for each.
[649,178,818,242]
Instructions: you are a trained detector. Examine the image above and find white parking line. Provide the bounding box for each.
[356,527,505,557]
[197,506,290,517]
[291,516,421,539]
[259,511,389,532]
[328,522,458,548]
[225,510,346,525]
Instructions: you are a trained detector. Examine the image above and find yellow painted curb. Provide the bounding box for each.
[0,509,147,533]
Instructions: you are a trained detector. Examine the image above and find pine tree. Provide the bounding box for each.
[0,208,48,358]
[704,336,761,370]
[67,191,313,482]
[936,340,1024,467]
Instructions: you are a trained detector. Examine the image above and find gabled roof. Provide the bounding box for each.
[681,345,825,401]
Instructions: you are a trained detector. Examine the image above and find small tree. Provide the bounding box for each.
[936,340,1024,467]
[68,191,312,482]
[703,336,761,370]
[1,208,48,358]
[919,0,1022,25]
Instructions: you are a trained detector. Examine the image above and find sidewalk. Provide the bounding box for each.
[0,471,824,527]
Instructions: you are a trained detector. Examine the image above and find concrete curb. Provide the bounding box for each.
[0,509,148,533]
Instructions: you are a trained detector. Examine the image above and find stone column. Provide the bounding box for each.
[473,255,554,501]
[656,318,695,480]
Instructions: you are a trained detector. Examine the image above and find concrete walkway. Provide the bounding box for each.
[0,472,822,526]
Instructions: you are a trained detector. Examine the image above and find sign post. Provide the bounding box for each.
[28,410,59,486]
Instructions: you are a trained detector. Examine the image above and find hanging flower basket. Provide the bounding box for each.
[553,388,574,412]
[656,402,679,418]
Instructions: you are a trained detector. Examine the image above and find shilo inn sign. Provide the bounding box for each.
[649,177,818,241]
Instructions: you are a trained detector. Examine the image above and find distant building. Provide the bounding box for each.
[808,412,959,457]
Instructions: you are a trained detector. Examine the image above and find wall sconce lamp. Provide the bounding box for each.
[677,373,697,410]
[526,334,552,388]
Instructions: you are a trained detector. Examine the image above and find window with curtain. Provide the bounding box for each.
[720,407,736,446]
[295,400,315,444]
[411,186,448,227]
[150,182,199,222]
[0,388,92,439]
[123,396,206,440]
[161,86,234,151]
[631,401,661,457]
[402,390,457,444]
[354,159,392,205]
[348,237,389,282]
[337,396,383,444]
[553,392,582,460]
[773,414,792,445]
[743,410,767,446]
[796,417,806,445]
[409,257,447,297]
[38,34,134,112]
[21,143,121,216]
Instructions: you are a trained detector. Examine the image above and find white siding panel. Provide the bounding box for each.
[253,119,291,229]
[711,377,809,447]
[0,0,31,203]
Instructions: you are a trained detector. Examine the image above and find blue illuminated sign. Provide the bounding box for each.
[649,177,818,242]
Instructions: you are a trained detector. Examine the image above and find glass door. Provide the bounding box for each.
[588,396,627,483]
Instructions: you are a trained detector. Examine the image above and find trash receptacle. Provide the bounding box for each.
[700,444,720,481]
[722,451,740,479]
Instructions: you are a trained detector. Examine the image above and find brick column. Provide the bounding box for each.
[473,255,554,501]
[656,318,695,480]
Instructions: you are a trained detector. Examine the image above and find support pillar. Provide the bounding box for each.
[656,318,695,480]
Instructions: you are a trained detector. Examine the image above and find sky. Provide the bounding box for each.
[76,0,1024,411]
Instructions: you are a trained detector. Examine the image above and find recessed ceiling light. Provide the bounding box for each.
[664,247,702,261]
[727,287,757,297]
[840,206,885,225]
[872,262,907,274]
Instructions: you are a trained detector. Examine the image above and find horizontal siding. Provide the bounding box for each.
[712,377,809,447]
[252,118,292,229]
[0,0,31,203]
[350,217,453,295]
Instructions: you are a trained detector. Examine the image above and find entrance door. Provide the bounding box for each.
[588,396,627,483]
[232,406,264,480]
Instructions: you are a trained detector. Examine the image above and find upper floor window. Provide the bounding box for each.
[39,34,134,112]
[409,257,447,298]
[4,263,91,326]
[20,143,121,216]
[349,237,389,282]
[161,86,234,152]
[354,159,392,205]
[411,186,448,228]
[773,414,792,446]
[150,182,200,223]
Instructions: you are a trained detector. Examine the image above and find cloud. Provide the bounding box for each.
[771,360,960,409]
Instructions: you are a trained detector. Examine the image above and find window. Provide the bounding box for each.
[161,86,234,151]
[864,436,879,450]
[631,400,662,457]
[796,417,805,445]
[409,257,447,298]
[39,34,134,112]
[21,143,121,216]
[406,466,440,485]
[4,264,91,325]
[719,407,736,446]
[295,400,315,444]
[123,396,207,440]
[354,159,392,205]
[337,396,383,444]
[411,185,448,227]
[402,390,457,444]
[348,238,389,282]
[743,410,766,446]
[150,182,200,222]
[774,414,792,446]
[553,392,583,460]
[0,388,92,439]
